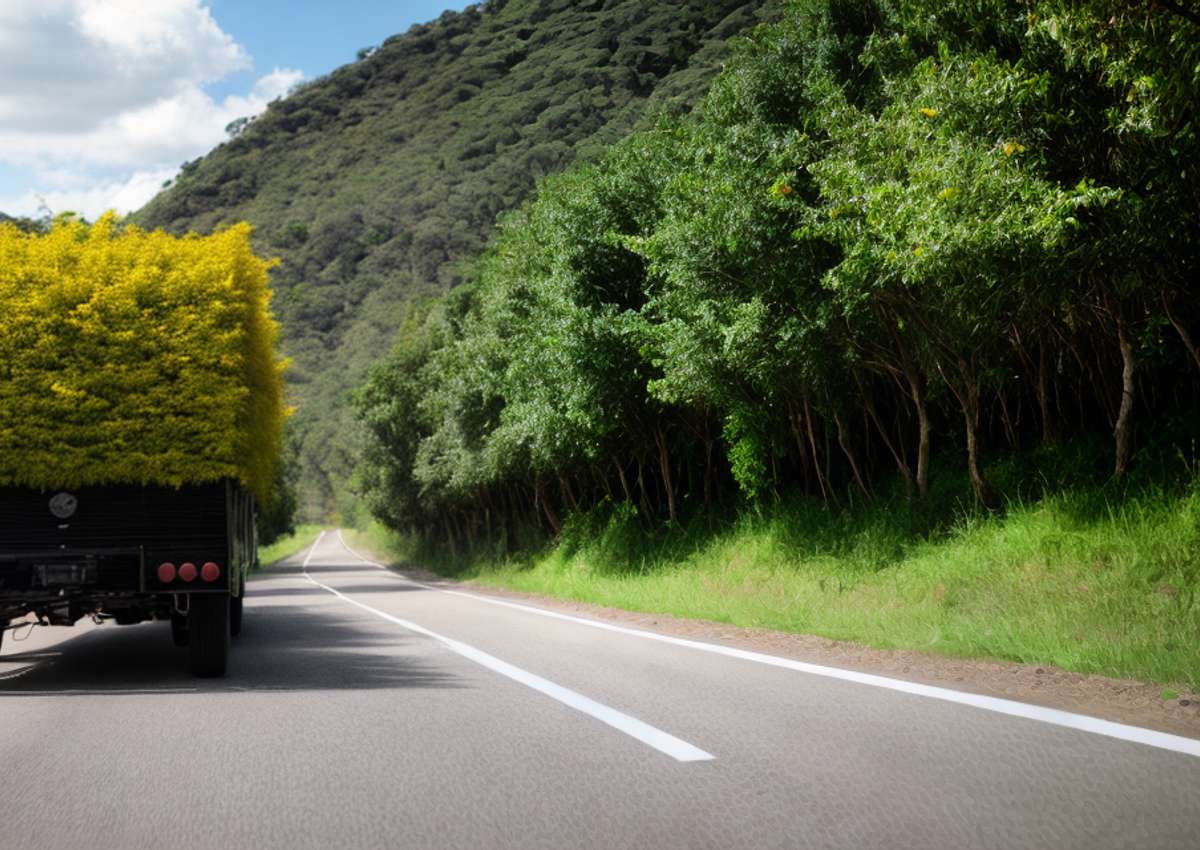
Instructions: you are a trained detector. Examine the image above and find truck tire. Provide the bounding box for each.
[230,590,243,638]
[170,612,189,647]
[188,593,230,678]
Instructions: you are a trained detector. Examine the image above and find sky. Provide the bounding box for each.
[0,0,469,220]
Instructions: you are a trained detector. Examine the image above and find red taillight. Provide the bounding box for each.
[157,562,176,583]
[179,562,198,583]
[201,562,221,582]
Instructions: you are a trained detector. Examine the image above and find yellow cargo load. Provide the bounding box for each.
[0,215,287,501]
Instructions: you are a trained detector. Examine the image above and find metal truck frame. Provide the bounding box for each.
[0,481,255,677]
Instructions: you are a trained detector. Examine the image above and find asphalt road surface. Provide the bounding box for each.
[2,531,1198,849]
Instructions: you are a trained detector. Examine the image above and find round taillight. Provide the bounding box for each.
[157,562,176,583]
[179,562,198,582]
[201,562,221,582]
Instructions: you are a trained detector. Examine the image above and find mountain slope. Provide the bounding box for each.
[134,0,770,516]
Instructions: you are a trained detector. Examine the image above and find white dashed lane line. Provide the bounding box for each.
[302,531,714,764]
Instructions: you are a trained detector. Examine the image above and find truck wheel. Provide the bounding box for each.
[230,591,243,638]
[188,593,230,678]
[170,612,189,647]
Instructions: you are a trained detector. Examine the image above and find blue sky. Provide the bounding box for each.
[204,1,469,100]
[0,0,468,218]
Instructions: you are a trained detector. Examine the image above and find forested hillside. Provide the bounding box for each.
[357,0,1199,541]
[133,0,770,516]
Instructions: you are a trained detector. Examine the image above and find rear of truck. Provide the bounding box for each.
[0,215,286,677]
[0,482,256,676]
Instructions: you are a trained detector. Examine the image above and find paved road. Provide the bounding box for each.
[2,531,1198,849]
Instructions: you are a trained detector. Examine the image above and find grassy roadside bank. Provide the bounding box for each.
[347,464,1200,691]
[257,524,324,567]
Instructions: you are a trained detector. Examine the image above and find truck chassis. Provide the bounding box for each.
[0,481,255,676]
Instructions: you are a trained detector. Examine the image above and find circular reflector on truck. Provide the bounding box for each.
[179,562,198,582]
[157,562,176,583]
[201,562,221,582]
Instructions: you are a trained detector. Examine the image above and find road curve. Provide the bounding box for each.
[1,531,1197,849]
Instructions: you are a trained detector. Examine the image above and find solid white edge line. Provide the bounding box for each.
[304,531,712,763]
[333,530,1200,760]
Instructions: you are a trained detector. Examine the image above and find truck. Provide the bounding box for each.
[0,482,256,676]
[0,215,287,677]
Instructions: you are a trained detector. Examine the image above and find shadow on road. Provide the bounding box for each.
[0,601,461,697]
[276,562,396,575]
[245,583,425,598]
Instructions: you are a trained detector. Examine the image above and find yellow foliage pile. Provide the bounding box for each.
[0,215,287,500]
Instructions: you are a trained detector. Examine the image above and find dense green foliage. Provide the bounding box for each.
[356,0,1200,554]
[133,0,772,517]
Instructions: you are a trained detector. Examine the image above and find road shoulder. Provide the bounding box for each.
[340,543,1200,742]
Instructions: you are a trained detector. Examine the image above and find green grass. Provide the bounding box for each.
[343,524,417,565]
[355,450,1200,690]
[257,524,324,567]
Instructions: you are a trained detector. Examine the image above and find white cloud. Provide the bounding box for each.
[0,0,248,134]
[0,0,304,218]
[0,169,179,221]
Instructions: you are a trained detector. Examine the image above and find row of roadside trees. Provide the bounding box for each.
[355,0,1200,546]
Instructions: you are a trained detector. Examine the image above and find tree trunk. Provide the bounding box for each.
[1036,341,1058,444]
[444,516,457,557]
[559,474,579,513]
[703,435,714,510]
[535,479,562,535]
[787,402,812,492]
[996,392,1018,448]
[465,511,475,546]
[803,397,829,502]
[598,467,614,502]
[902,367,931,500]
[959,374,999,510]
[498,487,510,538]
[862,388,913,497]
[520,483,536,529]
[963,407,995,509]
[886,309,930,499]
[834,411,871,499]
[1164,295,1200,374]
[822,418,833,497]
[655,427,677,523]
[636,459,651,518]
[615,459,633,504]
[1114,318,1137,477]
